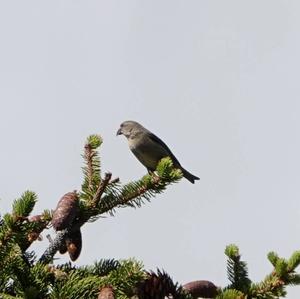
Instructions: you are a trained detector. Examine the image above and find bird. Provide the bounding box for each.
[116,120,199,183]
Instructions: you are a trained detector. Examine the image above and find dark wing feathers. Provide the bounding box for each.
[148,132,181,167]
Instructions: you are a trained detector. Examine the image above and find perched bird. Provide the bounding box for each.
[117,120,199,183]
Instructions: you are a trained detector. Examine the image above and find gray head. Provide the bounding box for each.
[116,120,147,139]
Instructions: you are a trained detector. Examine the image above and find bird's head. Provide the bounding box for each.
[116,120,145,139]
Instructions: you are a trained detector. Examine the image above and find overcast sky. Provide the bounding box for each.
[0,1,300,298]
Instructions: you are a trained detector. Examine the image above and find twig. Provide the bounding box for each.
[109,177,120,184]
[0,214,49,249]
[100,174,161,214]
[39,229,70,264]
[46,234,53,244]
[92,172,112,207]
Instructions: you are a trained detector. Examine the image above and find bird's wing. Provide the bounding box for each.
[148,132,181,167]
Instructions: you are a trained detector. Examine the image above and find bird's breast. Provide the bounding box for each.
[128,137,163,170]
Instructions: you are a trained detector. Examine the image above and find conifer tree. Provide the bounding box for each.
[0,135,299,299]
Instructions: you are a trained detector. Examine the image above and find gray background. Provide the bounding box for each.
[0,1,299,298]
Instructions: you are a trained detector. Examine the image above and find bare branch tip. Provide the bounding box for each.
[104,172,112,179]
[110,177,120,184]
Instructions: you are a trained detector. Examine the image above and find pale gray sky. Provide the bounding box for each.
[0,1,300,298]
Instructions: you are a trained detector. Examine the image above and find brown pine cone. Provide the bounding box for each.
[51,192,79,231]
[98,286,115,299]
[183,280,218,298]
[66,229,82,261]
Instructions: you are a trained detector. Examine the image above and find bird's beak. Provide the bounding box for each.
[116,128,122,136]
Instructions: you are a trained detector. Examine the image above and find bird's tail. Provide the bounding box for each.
[181,168,200,184]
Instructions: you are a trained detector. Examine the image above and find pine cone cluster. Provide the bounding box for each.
[52,191,82,261]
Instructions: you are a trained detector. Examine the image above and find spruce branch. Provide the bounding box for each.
[0,191,40,249]
[3,134,300,299]
[81,134,102,200]
[84,143,94,192]
[267,252,280,268]
[287,251,300,271]
[92,260,121,276]
[0,246,50,298]
[98,158,182,217]
[22,211,51,251]
[0,205,50,254]
[12,191,37,218]
[216,289,244,299]
[49,259,144,299]
[248,250,300,298]
[136,269,191,299]
[214,246,300,299]
[54,259,121,278]
[39,229,71,264]
[0,214,17,247]
[40,136,183,263]
[225,244,251,293]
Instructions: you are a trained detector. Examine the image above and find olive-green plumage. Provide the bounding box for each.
[117,120,199,183]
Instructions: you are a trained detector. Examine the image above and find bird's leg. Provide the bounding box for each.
[147,168,153,175]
